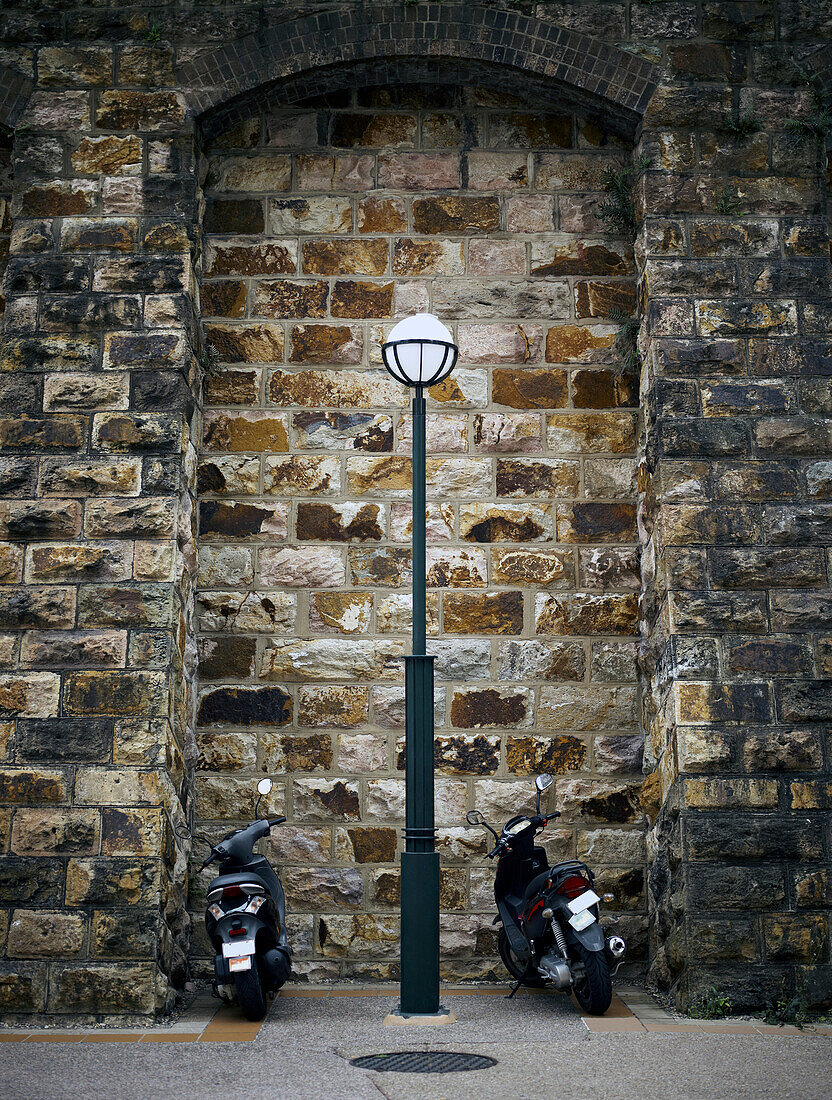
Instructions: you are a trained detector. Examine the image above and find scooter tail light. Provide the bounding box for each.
[207,903,223,921]
[228,926,248,937]
[558,874,591,899]
[222,886,244,900]
[245,895,266,915]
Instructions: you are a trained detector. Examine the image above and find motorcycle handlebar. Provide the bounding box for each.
[269,818,286,828]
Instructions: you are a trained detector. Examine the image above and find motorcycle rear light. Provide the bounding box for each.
[222,886,244,900]
[558,874,591,899]
[228,926,248,937]
[207,904,223,921]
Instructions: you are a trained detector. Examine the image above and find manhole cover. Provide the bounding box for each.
[350,1052,497,1074]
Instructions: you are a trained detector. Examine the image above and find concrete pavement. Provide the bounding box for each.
[1,986,831,1100]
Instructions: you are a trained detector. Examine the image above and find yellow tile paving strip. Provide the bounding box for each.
[0,986,830,1043]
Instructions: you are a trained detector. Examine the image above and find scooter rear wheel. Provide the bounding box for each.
[497,928,546,987]
[571,941,612,1016]
[234,959,267,1021]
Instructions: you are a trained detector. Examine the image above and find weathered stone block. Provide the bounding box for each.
[444,591,523,635]
[205,239,296,278]
[293,779,360,822]
[262,640,404,682]
[296,154,374,192]
[498,640,585,681]
[271,197,353,235]
[259,547,346,588]
[283,867,363,910]
[196,685,291,728]
[506,735,586,775]
[535,593,638,636]
[298,687,369,729]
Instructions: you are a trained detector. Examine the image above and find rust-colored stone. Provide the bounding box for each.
[575,281,637,320]
[203,412,288,452]
[358,198,407,233]
[204,323,284,364]
[492,368,568,410]
[301,239,388,276]
[545,325,616,364]
[444,592,523,635]
[507,736,587,775]
[412,197,500,234]
[253,280,329,318]
[331,281,394,319]
[450,690,528,729]
[201,281,247,318]
[297,503,383,542]
[289,325,363,364]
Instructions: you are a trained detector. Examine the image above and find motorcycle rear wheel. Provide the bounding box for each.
[571,941,612,1015]
[497,928,546,988]
[234,959,267,1021]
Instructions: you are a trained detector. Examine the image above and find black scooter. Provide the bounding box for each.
[180,778,292,1020]
[466,773,626,1015]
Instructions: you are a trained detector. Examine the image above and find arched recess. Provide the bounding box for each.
[178,3,658,137]
[189,7,658,984]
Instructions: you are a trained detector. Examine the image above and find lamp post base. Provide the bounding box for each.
[383,1006,456,1027]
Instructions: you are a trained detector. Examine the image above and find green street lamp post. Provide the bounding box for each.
[381,314,458,1021]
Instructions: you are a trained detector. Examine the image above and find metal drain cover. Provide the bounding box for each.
[350,1051,496,1074]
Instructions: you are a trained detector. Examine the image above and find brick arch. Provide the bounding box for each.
[180,2,658,134]
[0,62,32,131]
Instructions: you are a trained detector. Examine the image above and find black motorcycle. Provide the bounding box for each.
[180,778,292,1020]
[466,773,626,1015]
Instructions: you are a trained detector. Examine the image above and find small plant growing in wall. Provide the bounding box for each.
[725,110,761,143]
[607,306,640,374]
[197,343,221,378]
[714,186,744,215]
[597,155,650,237]
[689,987,734,1020]
[784,68,832,145]
[763,991,810,1029]
[143,23,163,44]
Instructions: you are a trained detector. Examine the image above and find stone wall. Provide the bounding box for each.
[0,0,829,1015]
[192,88,644,981]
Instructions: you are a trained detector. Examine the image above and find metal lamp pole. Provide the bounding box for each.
[400,380,439,1016]
[380,315,458,1023]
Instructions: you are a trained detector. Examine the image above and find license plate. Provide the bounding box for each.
[223,939,255,958]
[228,956,252,973]
[569,908,596,932]
[567,889,600,915]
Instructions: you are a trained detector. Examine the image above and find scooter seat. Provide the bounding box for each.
[207,871,270,901]
[523,870,551,899]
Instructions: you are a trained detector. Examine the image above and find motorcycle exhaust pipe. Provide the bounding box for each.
[606,935,626,959]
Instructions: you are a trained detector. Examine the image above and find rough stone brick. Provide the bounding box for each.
[460,503,553,543]
[204,239,296,277]
[468,239,527,275]
[444,592,524,635]
[203,411,289,453]
[412,196,500,234]
[301,239,387,276]
[296,154,374,192]
[271,197,353,235]
[466,152,528,190]
[392,239,464,276]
